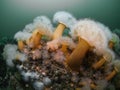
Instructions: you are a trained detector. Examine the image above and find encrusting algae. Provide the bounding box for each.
[2,11,120,90]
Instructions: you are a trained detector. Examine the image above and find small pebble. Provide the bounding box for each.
[33,81,45,90]
[43,77,52,86]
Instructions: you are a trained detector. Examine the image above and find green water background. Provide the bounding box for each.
[0,0,120,37]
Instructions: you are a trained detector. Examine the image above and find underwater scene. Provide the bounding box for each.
[0,11,120,90]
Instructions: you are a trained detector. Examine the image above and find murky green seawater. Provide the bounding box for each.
[0,0,120,37]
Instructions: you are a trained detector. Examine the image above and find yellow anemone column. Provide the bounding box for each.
[79,82,96,89]
[60,43,70,58]
[105,67,118,81]
[18,40,25,51]
[92,51,112,70]
[29,29,42,49]
[105,60,120,81]
[66,37,91,71]
[109,40,114,49]
[92,56,106,70]
[53,23,66,39]
[60,43,68,54]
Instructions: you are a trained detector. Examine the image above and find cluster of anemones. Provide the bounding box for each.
[3,11,120,90]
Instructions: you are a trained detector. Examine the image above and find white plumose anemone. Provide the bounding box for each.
[59,36,76,49]
[111,33,120,48]
[3,44,27,67]
[14,31,32,41]
[23,23,35,33]
[23,16,54,38]
[53,11,77,29]
[15,51,27,62]
[47,36,76,50]
[33,16,53,30]
[103,48,115,61]
[97,22,112,41]
[72,19,109,55]
[3,44,18,67]
[112,60,120,71]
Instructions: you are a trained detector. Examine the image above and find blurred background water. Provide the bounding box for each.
[0,0,120,37]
